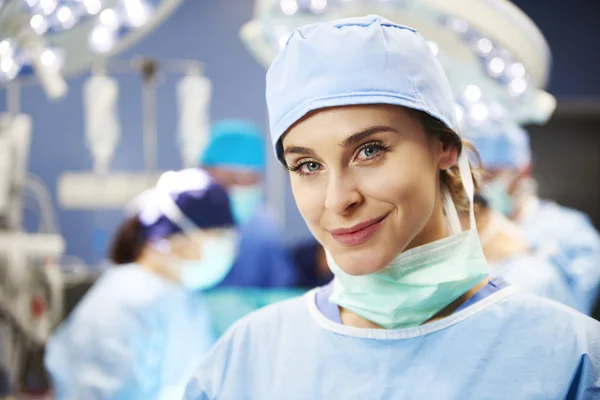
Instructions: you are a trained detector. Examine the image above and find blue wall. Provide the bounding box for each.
[512,0,600,96]
[2,0,600,265]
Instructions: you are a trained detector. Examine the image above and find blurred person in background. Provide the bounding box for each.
[467,122,600,314]
[199,119,298,287]
[44,169,237,400]
[290,240,333,289]
[463,193,575,307]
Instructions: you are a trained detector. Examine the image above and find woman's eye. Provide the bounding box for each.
[358,145,380,159]
[303,161,321,173]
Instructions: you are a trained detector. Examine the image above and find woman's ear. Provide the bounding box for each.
[438,141,459,171]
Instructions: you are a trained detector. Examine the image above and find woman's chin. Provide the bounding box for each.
[330,250,393,276]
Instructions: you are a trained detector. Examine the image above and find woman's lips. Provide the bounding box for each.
[329,214,389,246]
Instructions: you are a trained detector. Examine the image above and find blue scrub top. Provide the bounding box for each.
[491,252,577,308]
[45,265,215,400]
[218,207,298,288]
[520,199,600,314]
[185,282,600,399]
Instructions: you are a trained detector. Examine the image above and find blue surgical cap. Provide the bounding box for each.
[131,169,235,241]
[200,120,265,171]
[266,15,458,155]
[464,123,532,170]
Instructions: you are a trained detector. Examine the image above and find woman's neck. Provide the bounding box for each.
[135,249,180,283]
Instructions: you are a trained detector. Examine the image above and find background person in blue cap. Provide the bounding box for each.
[199,119,298,288]
[185,16,599,399]
[45,169,237,400]
[466,122,600,315]
[460,193,575,307]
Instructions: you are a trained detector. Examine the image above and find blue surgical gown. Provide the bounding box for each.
[491,252,577,308]
[520,199,600,314]
[185,285,600,399]
[218,207,298,288]
[45,265,215,400]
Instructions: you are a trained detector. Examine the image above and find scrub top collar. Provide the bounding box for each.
[307,279,517,340]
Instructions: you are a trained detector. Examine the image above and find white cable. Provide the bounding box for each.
[24,173,60,234]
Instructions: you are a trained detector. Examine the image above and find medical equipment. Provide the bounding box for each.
[0,0,184,100]
[241,0,555,127]
[177,66,211,168]
[0,110,65,395]
[57,58,211,209]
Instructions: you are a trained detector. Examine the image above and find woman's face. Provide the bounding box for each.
[282,105,457,275]
[166,228,235,261]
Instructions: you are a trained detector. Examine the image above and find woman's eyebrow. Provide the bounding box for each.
[283,125,398,157]
[283,146,317,157]
[339,125,399,148]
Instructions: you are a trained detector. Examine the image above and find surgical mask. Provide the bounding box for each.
[229,185,263,224]
[484,180,514,217]
[151,187,238,291]
[180,235,237,291]
[327,152,489,330]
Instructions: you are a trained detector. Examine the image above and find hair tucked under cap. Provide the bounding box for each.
[130,168,235,242]
[266,14,459,156]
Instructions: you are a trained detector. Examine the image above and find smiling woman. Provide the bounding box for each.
[184,15,600,400]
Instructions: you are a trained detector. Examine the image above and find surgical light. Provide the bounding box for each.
[470,103,488,122]
[280,0,298,15]
[0,57,20,81]
[509,62,526,79]
[38,0,57,15]
[0,0,183,100]
[30,14,49,35]
[83,0,103,15]
[56,6,76,29]
[0,40,13,57]
[121,0,152,28]
[310,0,327,12]
[476,38,493,55]
[464,84,482,102]
[88,24,116,53]
[509,78,527,97]
[487,57,506,76]
[99,8,119,30]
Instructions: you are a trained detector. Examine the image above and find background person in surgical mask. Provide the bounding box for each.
[44,169,237,400]
[465,194,575,307]
[466,123,600,315]
[199,119,298,287]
